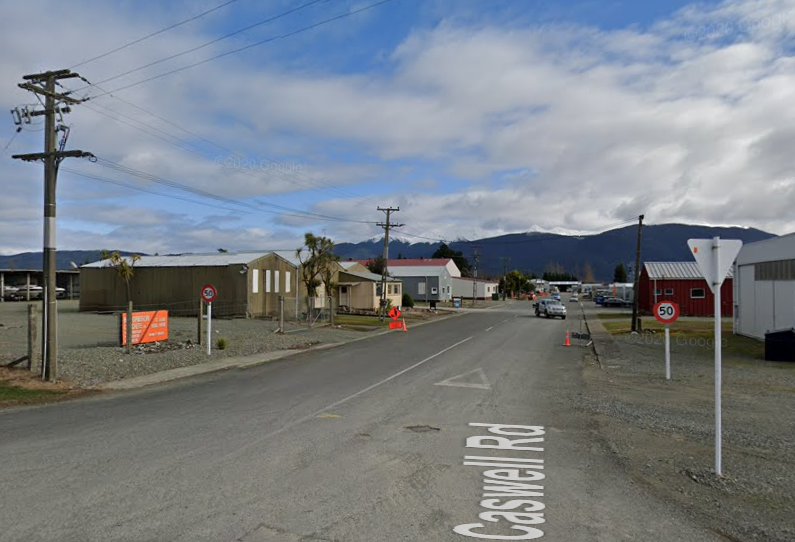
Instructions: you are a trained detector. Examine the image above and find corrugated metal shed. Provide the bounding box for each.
[645,261,733,280]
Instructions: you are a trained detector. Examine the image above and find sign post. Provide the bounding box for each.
[653,301,679,380]
[688,237,742,476]
[201,284,217,356]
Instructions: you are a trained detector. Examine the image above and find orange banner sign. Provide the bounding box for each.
[121,310,169,346]
[389,320,403,330]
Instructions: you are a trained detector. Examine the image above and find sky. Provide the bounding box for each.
[2,0,795,255]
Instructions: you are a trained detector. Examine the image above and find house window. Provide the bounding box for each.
[431,287,438,295]
[418,282,426,295]
[252,269,259,293]
[285,271,291,293]
[664,288,673,295]
[341,286,348,294]
[274,270,280,293]
[654,288,662,296]
[691,288,705,299]
[265,270,271,293]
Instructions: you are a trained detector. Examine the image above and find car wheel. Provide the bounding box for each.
[561,315,566,319]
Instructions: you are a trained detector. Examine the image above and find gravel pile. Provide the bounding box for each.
[580,309,795,542]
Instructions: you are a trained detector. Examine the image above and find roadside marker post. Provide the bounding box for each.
[201,284,217,356]
[688,237,742,477]
[653,301,679,380]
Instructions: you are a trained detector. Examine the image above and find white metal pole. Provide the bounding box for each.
[713,236,722,476]
[207,301,212,356]
[665,324,671,380]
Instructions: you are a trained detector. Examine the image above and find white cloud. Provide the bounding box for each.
[2,0,795,257]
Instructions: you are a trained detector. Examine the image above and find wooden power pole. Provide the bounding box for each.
[377,207,402,321]
[12,69,93,381]
[630,214,645,333]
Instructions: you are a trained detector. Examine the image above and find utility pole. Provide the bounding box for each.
[501,257,510,301]
[377,207,403,321]
[472,247,480,307]
[630,214,645,333]
[12,69,93,381]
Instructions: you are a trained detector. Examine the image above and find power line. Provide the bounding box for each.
[90,157,378,224]
[81,0,329,90]
[70,0,243,69]
[87,0,400,98]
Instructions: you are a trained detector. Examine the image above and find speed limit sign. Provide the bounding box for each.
[201,284,217,303]
[653,301,679,324]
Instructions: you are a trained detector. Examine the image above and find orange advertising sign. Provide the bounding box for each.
[121,310,169,346]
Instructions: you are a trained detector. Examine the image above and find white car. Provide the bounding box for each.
[570,294,579,302]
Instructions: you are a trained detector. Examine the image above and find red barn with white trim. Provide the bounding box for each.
[638,262,733,317]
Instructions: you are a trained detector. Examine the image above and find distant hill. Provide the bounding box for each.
[334,224,776,281]
[0,250,145,271]
[0,224,776,280]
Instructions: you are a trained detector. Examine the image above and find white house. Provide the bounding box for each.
[734,233,794,340]
[452,277,500,300]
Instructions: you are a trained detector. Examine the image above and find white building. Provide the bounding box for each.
[452,277,500,300]
[734,233,795,340]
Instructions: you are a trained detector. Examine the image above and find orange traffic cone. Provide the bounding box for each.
[563,331,571,347]
[402,318,407,332]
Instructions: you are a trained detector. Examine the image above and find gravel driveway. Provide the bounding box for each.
[579,302,795,542]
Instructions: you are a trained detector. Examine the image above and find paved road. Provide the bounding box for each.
[0,300,723,541]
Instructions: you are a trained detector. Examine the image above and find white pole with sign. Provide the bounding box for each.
[654,301,679,381]
[688,237,742,477]
[201,284,217,357]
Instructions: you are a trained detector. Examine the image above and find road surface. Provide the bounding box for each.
[0,300,724,541]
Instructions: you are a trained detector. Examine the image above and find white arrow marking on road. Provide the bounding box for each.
[434,368,491,390]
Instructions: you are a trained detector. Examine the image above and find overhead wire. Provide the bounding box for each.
[70,0,243,69]
[86,0,400,98]
[79,0,330,90]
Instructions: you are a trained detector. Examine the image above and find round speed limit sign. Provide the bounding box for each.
[201,284,217,303]
[653,301,679,324]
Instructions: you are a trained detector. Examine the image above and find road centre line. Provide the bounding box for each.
[218,336,475,460]
[485,326,494,332]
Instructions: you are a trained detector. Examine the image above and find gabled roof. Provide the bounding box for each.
[81,251,298,269]
[339,261,363,271]
[386,265,449,276]
[453,276,499,284]
[644,261,733,280]
[385,258,453,267]
[341,270,401,282]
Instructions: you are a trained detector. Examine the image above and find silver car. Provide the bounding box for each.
[535,299,567,319]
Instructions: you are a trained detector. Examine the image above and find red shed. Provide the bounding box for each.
[638,262,733,317]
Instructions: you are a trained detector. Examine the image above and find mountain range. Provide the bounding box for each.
[0,224,777,281]
[334,224,776,280]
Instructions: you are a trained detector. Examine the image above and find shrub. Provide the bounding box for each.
[402,292,415,308]
[216,337,229,350]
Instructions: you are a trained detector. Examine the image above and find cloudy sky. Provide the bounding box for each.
[2,0,795,255]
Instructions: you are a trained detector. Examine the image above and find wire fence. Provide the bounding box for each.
[0,296,337,364]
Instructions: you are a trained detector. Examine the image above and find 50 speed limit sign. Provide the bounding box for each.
[201,284,217,303]
[653,301,679,324]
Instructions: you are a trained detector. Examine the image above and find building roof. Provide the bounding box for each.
[81,251,292,268]
[339,261,361,270]
[453,276,499,284]
[341,270,401,282]
[385,265,449,277]
[384,258,453,267]
[644,261,733,280]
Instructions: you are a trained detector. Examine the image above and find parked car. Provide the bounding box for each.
[570,294,579,302]
[601,297,631,308]
[551,293,561,301]
[534,298,567,319]
[594,294,605,305]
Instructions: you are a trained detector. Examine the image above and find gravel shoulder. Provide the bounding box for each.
[0,301,453,388]
[579,303,795,542]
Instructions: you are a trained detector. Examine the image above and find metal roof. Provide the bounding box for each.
[452,277,499,284]
[339,261,362,270]
[644,261,733,280]
[341,270,401,282]
[385,265,449,277]
[81,251,286,268]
